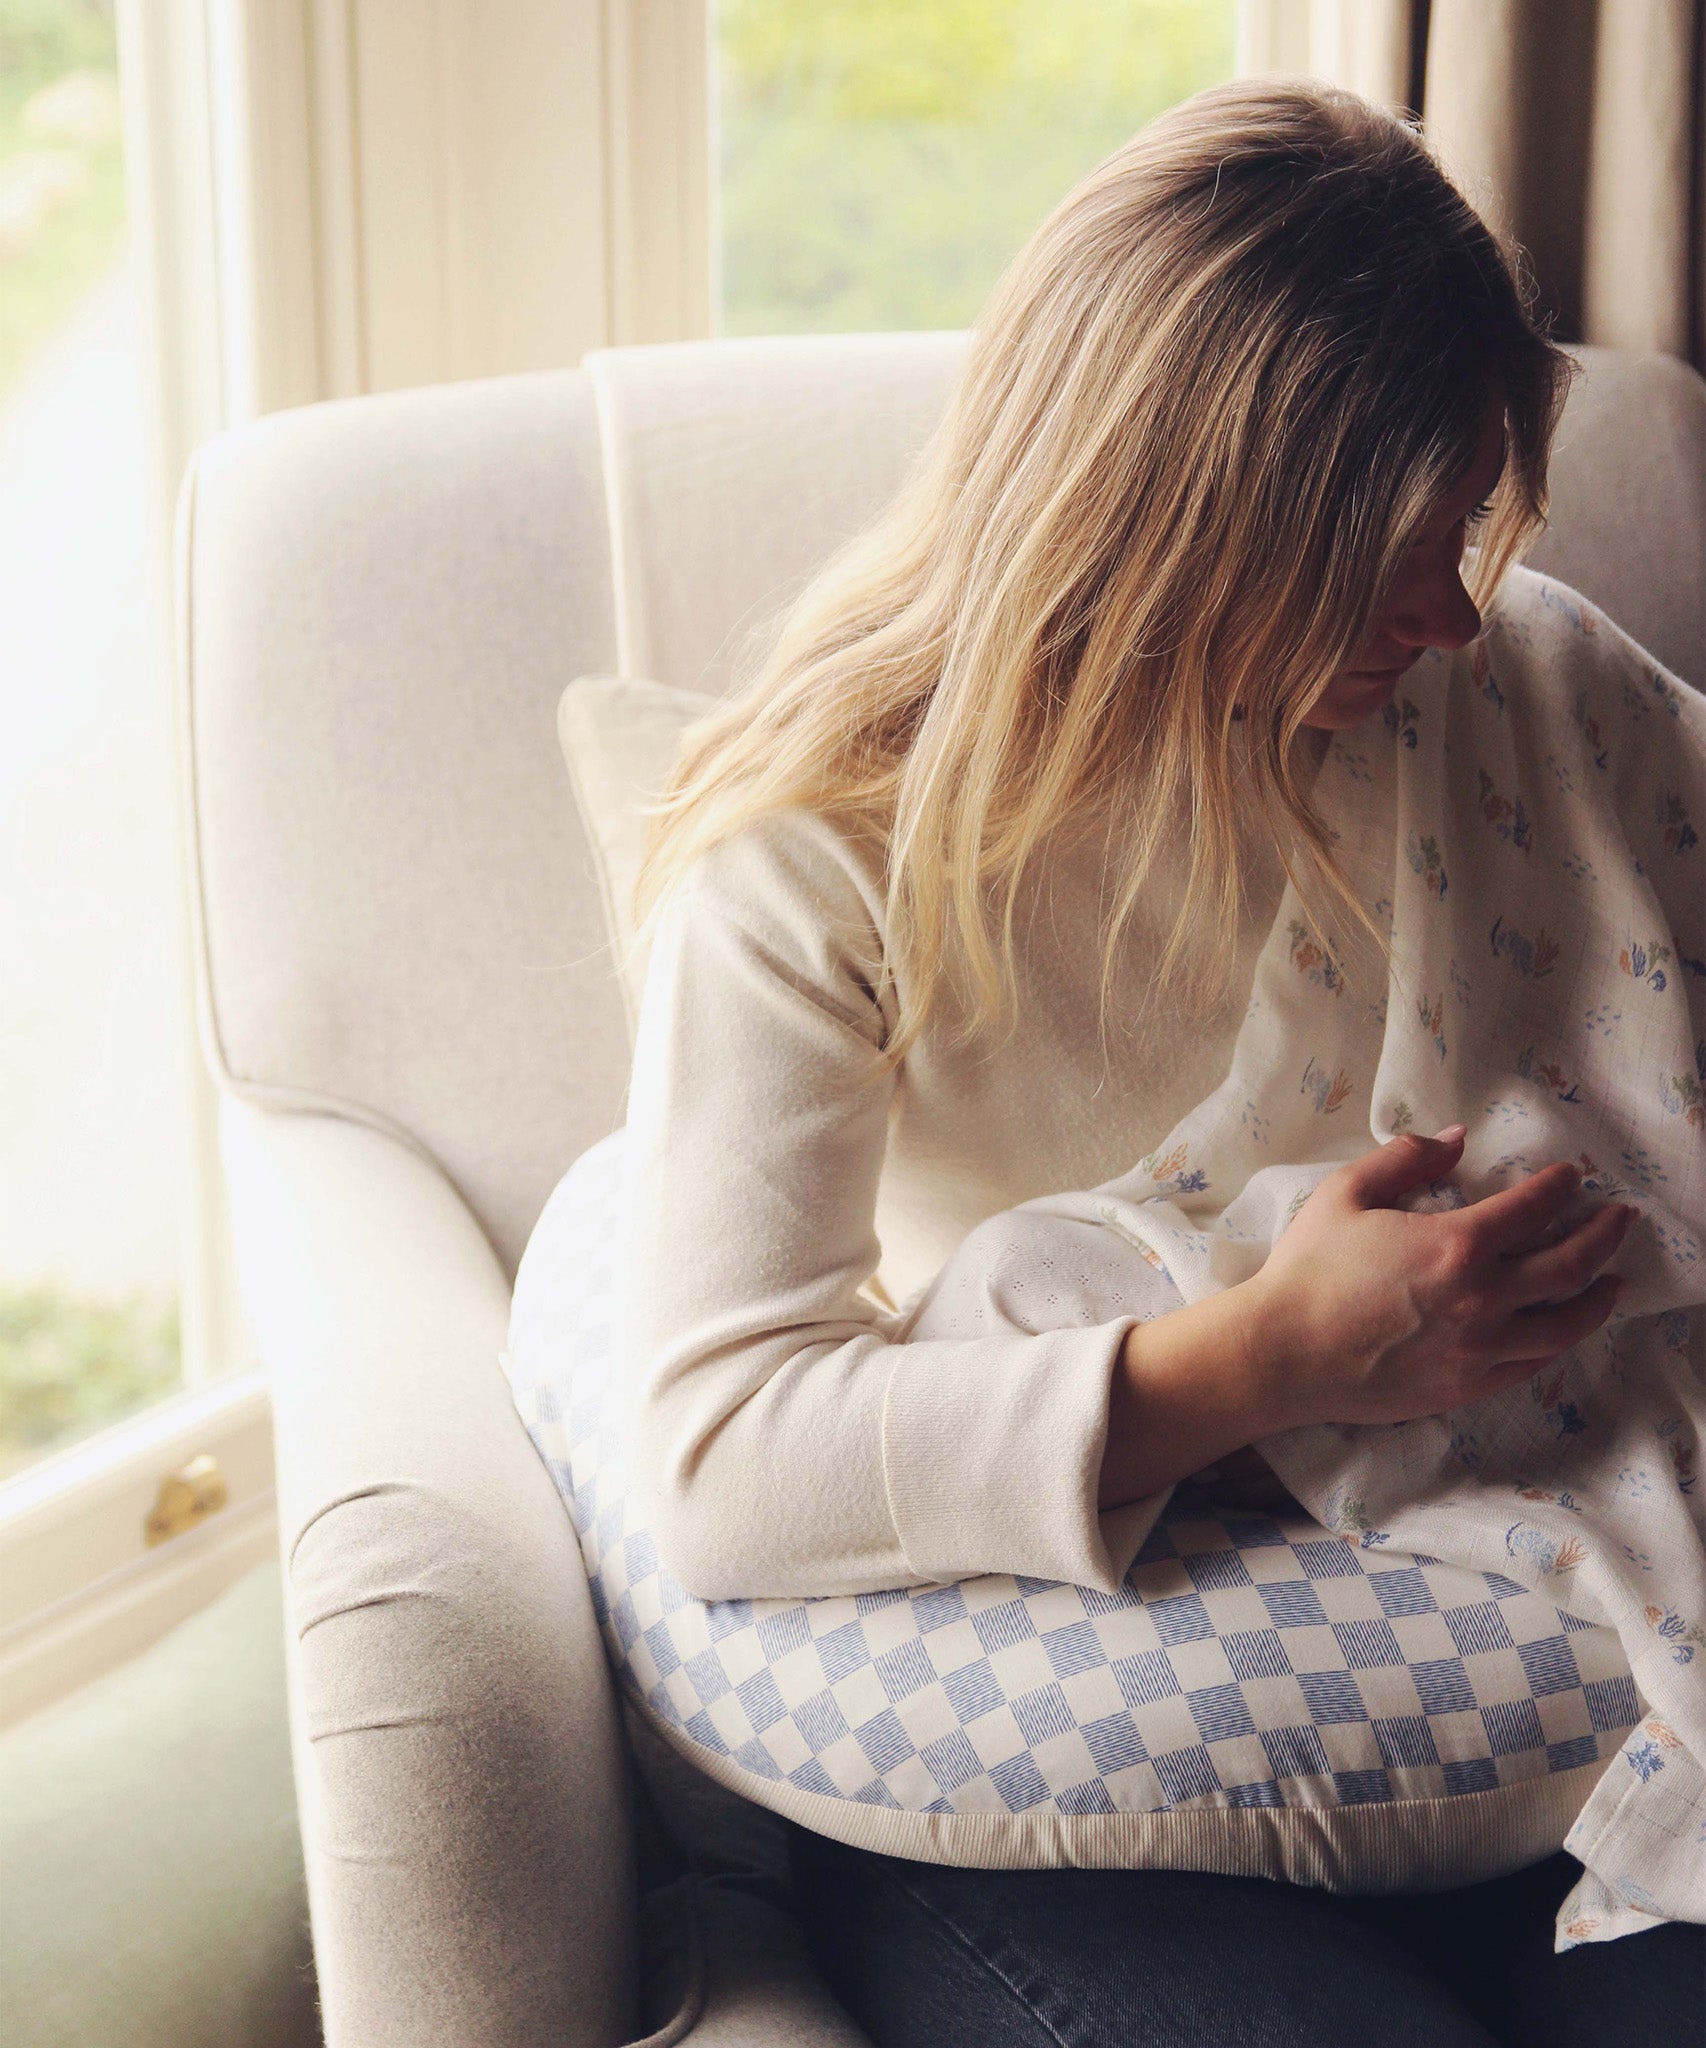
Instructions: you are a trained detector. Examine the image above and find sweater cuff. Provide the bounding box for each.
[880,1323,1165,1594]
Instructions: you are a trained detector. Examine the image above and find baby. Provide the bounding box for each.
[896,1182,1305,1513]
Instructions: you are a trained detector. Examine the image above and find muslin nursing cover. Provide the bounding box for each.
[906,567,1704,1947]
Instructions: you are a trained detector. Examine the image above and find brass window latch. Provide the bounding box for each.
[145,1453,228,1546]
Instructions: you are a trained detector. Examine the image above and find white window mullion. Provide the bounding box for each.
[603,0,713,347]
[305,0,368,397]
[189,0,716,402]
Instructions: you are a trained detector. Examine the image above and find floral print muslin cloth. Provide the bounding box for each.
[905,568,1704,1948]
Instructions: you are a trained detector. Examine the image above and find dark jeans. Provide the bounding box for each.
[791,1829,1705,2048]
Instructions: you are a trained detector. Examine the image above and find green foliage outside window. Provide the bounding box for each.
[718,0,1234,335]
[0,0,126,399]
[0,1285,181,1477]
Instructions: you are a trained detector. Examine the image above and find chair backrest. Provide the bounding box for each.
[587,331,968,694]
[182,340,1703,1272]
[183,342,973,1273]
[1525,347,1704,690]
[183,372,630,1274]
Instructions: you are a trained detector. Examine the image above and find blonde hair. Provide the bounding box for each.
[637,80,1570,1052]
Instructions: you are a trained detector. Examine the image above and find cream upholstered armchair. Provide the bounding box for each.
[177,337,1704,2047]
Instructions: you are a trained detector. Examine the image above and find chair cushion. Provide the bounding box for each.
[558,677,716,1031]
[506,1134,1637,1893]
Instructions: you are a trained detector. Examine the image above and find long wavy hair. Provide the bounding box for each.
[636,80,1570,1051]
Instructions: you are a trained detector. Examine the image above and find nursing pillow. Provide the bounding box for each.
[505,1129,1638,1892]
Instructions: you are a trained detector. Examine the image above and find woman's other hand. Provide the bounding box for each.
[1249,1126,1635,1432]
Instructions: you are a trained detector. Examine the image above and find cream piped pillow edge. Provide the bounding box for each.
[557,676,718,1036]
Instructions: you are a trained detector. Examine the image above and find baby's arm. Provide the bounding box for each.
[903,1204,1299,1512]
[899,1205,1182,1344]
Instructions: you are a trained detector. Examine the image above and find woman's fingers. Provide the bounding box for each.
[1496,1203,1636,1311]
[1335,1126,1466,1209]
[1488,1272,1624,1366]
[1460,1160,1582,1254]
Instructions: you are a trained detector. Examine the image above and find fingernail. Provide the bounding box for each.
[1616,1205,1639,1234]
[1432,1123,1467,1145]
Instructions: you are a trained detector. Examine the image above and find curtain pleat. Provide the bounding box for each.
[1423,0,1601,339]
[1580,0,1701,357]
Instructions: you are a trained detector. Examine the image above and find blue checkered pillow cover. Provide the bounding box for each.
[505,1133,1640,1887]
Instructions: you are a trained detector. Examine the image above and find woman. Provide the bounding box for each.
[621,81,1701,2046]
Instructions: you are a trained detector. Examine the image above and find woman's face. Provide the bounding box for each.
[1303,398,1508,732]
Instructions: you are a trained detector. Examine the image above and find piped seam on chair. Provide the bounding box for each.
[588,352,648,681]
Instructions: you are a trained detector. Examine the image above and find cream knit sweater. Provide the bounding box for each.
[623,807,1296,1603]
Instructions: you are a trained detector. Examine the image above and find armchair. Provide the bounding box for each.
[178,338,1703,2045]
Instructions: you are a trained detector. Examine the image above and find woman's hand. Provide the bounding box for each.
[1098,1125,1634,1512]
[1246,1125,1635,1433]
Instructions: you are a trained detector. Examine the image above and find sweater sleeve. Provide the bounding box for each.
[621,813,1159,1601]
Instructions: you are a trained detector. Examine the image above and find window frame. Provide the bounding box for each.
[0,1375,276,1727]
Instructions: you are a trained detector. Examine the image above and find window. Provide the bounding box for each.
[1,0,281,1726]
[0,0,206,1479]
[715,0,1234,335]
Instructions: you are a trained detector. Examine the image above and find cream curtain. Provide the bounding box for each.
[1234,0,1706,368]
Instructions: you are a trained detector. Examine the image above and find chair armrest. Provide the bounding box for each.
[221,1097,636,2048]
